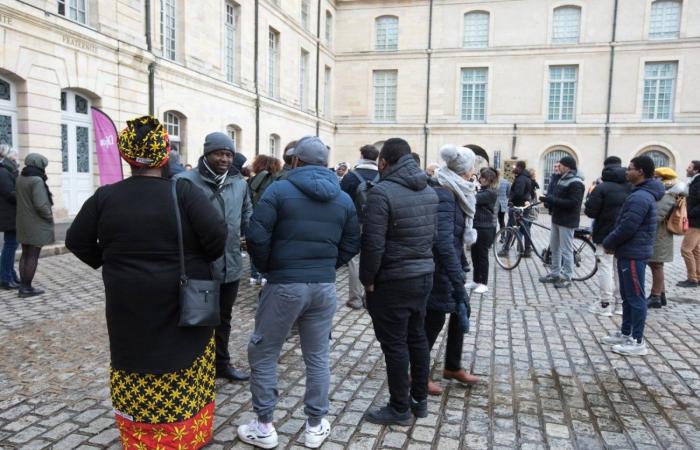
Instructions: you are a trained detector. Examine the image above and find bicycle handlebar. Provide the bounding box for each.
[510,201,542,212]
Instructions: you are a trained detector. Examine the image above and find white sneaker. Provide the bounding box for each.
[473,284,488,294]
[237,419,278,449]
[465,281,477,290]
[304,418,331,448]
[612,339,648,356]
[260,278,268,286]
[601,332,631,346]
[588,301,613,317]
[613,304,623,315]
[249,277,259,286]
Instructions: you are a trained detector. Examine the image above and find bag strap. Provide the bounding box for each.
[171,179,187,282]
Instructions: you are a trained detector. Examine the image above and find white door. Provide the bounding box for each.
[60,91,93,215]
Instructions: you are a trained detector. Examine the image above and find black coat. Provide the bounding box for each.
[509,172,532,206]
[360,155,439,285]
[584,165,631,243]
[0,159,18,232]
[340,167,379,202]
[688,175,700,229]
[544,169,585,228]
[427,185,467,313]
[66,176,227,374]
[474,187,497,228]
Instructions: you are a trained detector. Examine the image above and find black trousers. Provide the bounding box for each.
[424,309,463,371]
[497,211,506,231]
[215,280,240,368]
[471,227,496,284]
[367,274,432,412]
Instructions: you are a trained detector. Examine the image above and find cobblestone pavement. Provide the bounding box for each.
[1,218,700,449]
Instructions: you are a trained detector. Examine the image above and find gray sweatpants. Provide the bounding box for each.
[248,282,336,423]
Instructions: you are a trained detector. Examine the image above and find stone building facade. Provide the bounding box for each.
[1,0,698,217]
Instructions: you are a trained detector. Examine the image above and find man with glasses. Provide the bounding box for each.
[600,156,664,356]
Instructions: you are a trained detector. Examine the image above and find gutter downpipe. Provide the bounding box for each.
[145,0,155,115]
[423,0,434,169]
[511,124,517,159]
[604,0,619,159]
[315,0,321,136]
[254,0,260,155]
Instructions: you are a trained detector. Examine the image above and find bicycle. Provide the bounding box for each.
[493,202,598,281]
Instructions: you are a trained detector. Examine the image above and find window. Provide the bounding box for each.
[163,111,185,157]
[543,149,575,193]
[225,2,239,83]
[301,0,310,30]
[160,0,176,60]
[461,68,488,122]
[268,28,280,98]
[0,77,17,148]
[548,66,577,122]
[375,16,398,51]
[643,62,677,120]
[463,11,489,48]
[226,124,241,151]
[373,70,398,122]
[649,0,681,39]
[642,149,672,168]
[269,134,280,156]
[324,66,332,118]
[299,50,310,110]
[58,0,87,24]
[325,11,333,45]
[552,6,581,44]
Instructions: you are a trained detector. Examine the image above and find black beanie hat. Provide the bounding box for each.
[559,155,577,170]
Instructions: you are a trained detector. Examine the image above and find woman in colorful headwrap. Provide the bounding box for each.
[647,167,687,309]
[65,116,227,449]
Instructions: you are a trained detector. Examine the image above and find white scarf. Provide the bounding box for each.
[437,167,478,247]
[202,157,228,188]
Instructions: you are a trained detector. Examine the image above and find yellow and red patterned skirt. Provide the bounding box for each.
[109,337,216,449]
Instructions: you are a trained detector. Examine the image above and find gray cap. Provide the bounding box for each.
[285,136,328,166]
[203,132,235,156]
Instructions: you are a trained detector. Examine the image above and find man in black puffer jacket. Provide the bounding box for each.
[508,160,534,255]
[679,160,700,287]
[584,156,631,316]
[360,138,439,425]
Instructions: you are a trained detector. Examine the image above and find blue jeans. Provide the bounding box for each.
[617,258,647,343]
[0,231,18,283]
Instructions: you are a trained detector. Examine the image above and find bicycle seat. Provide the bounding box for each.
[574,227,592,238]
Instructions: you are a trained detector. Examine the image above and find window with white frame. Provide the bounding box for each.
[373,70,397,122]
[552,6,581,44]
[301,0,310,30]
[463,11,489,48]
[163,111,185,157]
[58,0,87,24]
[300,50,309,110]
[649,0,682,39]
[325,11,333,45]
[269,134,280,156]
[324,66,332,118]
[643,62,677,121]
[268,28,280,98]
[225,1,239,83]
[0,77,17,149]
[642,149,672,168]
[461,68,488,122]
[160,0,176,60]
[226,124,241,151]
[375,16,399,51]
[548,66,577,122]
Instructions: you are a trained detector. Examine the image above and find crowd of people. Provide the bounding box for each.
[2,114,698,448]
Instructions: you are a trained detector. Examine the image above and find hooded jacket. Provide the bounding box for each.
[509,171,532,207]
[360,155,439,285]
[688,174,700,229]
[545,169,585,228]
[16,154,54,246]
[651,181,687,263]
[584,165,632,244]
[0,158,18,232]
[603,178,666,260]
[246,165,360,283]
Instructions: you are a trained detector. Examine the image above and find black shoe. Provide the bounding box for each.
[554,278,571,289]
[539,274,559,284]
[676,279,699,288]
[364,405,412,426]
[522,250,533,258]
[410,398,427,418]
[0,280,20,290]
[18,287,44,298]
[661,292,667,306]
[647,295,662,309]
[216,365,250,381]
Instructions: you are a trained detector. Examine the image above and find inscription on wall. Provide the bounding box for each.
[0,14,13,26]
[62,35,97,53]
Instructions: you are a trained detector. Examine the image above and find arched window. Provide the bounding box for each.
[640,148,673,169]
[375,16,398,51]
[649,0,682,39]
[269,134,281,156]
[61,89,94,215]
[226,124,241,152]
[552,6,581,44]
[463,11,489,48]
[0,76,17,148]
[163,110,186,160]
[542,148,576,194]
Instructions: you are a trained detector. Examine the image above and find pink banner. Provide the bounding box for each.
[91,107,123,185]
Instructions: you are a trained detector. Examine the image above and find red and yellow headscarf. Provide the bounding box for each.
[118,116,170,168]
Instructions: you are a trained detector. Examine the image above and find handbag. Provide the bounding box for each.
[171,179,221,327]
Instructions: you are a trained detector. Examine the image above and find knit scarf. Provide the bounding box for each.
[21,165,53,205]
[436,167,478,247]
[199,156,228,188]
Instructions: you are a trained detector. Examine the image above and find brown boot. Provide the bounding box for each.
[443,369,480,385]
[428,380,444,396]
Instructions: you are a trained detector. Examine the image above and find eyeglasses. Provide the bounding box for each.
[626,166,640,172]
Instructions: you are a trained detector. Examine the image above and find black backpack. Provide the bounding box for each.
[351,169,379,222]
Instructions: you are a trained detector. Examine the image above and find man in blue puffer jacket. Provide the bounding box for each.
[601,155,665,357]
[240,136,360,449]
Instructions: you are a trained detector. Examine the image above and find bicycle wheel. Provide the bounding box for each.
[571,236,597,281]
[494,227,523,270]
